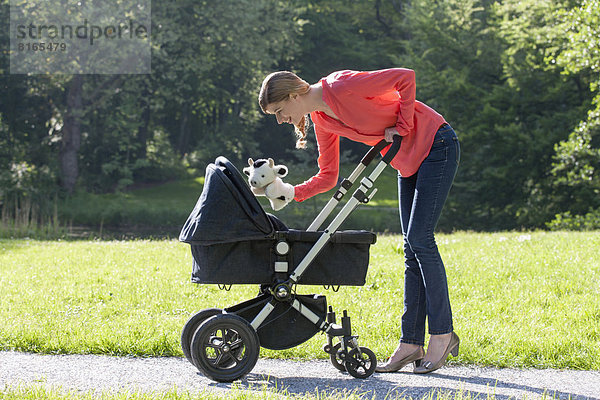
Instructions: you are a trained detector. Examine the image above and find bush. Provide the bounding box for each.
[0,161,62,238]
[547,209,600,231]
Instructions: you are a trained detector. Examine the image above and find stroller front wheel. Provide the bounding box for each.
[345,347,377,379]
[191,313,260,382]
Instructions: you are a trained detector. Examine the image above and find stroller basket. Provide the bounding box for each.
[224,293,327,350]
[190,229,376,285]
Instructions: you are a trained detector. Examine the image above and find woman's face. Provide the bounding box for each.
[265,94,303,126]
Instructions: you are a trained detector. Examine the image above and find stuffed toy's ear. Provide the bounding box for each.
[243,166,251,176]
[274,164,288,178]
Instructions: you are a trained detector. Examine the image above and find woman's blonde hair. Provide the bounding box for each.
[259,71,310,149]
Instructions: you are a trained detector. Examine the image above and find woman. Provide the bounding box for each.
[258,68,460,374]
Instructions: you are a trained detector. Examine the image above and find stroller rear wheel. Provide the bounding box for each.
[328,342,347,372]
[344,347,377,379]
[191,313,260,382]
[181,308,222,366]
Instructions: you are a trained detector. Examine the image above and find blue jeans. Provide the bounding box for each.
[398,124,460,345]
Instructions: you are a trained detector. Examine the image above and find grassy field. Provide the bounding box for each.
[0,385,515,400]
[1,231,599,371]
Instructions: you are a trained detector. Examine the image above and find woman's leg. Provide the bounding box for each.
[398,172,427,346]
[405,126,459,333]
[375,172,425,370]
[378,125,459,372]
[404,125,460,365]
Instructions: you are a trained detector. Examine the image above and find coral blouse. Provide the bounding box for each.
[293,68,446,202]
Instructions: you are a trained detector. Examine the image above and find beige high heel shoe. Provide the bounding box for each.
[413,332,459,374]
[375,347,424,373]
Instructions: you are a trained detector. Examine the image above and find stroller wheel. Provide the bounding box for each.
[344,347,377,379]
[328,343,347,372]
[191,314,260,382]
[181,308,222,366]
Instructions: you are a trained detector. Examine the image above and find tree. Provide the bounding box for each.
[547,0,600,227]
[397,0,590,230]
[132,0,301,173]
[2,0,299,193]
[485,0,589,228]
[398,0,507,229]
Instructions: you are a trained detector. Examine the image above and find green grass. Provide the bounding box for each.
[0,384,546,400]
[273,164,399,231]
[0,385,324,400]
[0,384,569,400]
[1,232,599,370]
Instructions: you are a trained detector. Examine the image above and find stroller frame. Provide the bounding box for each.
[181,136,401,382]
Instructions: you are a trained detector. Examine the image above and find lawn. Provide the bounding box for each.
[0,385,493,400]
[1,231,599,370]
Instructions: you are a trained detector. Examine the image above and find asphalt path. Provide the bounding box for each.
[1,352,599,399]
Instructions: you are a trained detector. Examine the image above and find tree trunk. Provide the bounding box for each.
[59,75,83,193]
[177,103,189,155]
[136,80,151,159]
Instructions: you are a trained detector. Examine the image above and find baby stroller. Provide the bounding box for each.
[179,137,401,382]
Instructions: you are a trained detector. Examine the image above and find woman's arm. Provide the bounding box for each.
[293,123,340,202]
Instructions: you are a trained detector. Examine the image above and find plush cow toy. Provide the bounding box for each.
[243,158,294,211]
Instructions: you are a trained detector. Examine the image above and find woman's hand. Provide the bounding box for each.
[265,180,295,211]
[384,127,399,143]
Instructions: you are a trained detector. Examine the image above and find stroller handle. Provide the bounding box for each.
[361,135,402,167]
[382,135,402,164]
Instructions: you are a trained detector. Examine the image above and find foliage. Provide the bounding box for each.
[547,0,600,226]
[149,0,301,169]
[547,208,600,230]
[396,0,590,230]
[550,113,600,214]
[0,161,61,238]
[1,0,600,231]
[53,163,401,235]
[397,0,504,229]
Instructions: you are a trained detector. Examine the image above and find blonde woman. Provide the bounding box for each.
[258,69,460,374]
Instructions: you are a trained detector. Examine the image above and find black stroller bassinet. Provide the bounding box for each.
[179,137,401,382]
[180,157,376,286]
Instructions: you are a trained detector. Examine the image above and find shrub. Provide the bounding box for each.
[0,161,62,238]
[547,209,600,231]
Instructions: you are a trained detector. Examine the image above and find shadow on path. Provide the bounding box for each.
[208,368,600,400]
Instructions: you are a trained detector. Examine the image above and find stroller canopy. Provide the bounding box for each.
[179,157,275,245]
